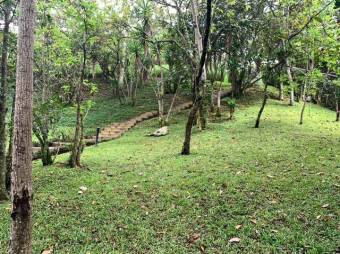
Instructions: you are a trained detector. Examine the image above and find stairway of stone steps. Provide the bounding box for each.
[32,100,193,159]
[96,101,193,141]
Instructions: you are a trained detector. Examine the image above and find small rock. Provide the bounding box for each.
[148,126,169,137]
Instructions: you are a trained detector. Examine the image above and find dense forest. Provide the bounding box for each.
[0,0,339,253]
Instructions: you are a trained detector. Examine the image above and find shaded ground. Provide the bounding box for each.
[1,90,339,253]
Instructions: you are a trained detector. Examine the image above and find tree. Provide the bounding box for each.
[0,0,16,201]
[66,0,98,168]
[9,0,36,253]
[33,0,63,166]
[181,0,212,155]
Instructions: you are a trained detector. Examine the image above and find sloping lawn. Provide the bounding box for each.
[54,84,190,141]
[1,95,339,253]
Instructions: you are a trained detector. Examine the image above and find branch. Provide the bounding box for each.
[288,0,334,42]
[195,0,212,86]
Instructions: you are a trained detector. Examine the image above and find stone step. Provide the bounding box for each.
[32,99,200,161]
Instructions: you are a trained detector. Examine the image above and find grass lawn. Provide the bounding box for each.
[50,83,190,142]
[1,91,339,253]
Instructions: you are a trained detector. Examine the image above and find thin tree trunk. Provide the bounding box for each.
[191,0,207,129]
[229,107,235,120]
[0,1,11,201]
[69,28,87,168]
[6,95,15,191]
[299,62,309,125]
[210,88,215,112]
[286,58,295,106]
[182,0,212,155]
[91,60,96,79]
[335,89,339,122]
[216,89,221,117]
[118,39,126,98]
[9,0,36,253]
[299,90,307,125]
[142,19,151,85]
[191,0,206,80]
[197,101,206,130]
[255,84,268,128]
[279,81,284,100]
[75,114,84,166]
[156,45,165,127]
[299,99,307,125]
[166,86,179,124]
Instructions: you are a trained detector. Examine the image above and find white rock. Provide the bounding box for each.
[149,126,169,137]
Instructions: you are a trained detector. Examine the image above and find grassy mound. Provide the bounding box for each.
[1,92,339,253]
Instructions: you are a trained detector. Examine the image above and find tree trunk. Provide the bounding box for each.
[216,90,221,117]
[335,90,339,122]
[210,88,215,112]
[255,84,268,128]
[191,0,206,80]
[191,0,207,130]
[69,29,87,168]
[91,60,96,79]
[142,19,152,85]
[229,107,235,120]
[69,94,84,168]
[299,100,307,125]
[279,81,284,100]
[299,73,308,125]
[156,45,165,127]
[6,95,15,191]
[286,58,295,106]
[166,87,179,125]
[40,138,52,166]
[197,102,206,130]
[0,1,11,201]
[9,0,36,253]
[230,68,243,98]
[118,39,126,100]
[182,0,212,155]
[182,98,202,155]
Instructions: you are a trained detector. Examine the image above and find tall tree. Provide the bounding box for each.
[9,0,36,253]
[181,0,212,155]
[0,0,15,201]
[67,0,97,168]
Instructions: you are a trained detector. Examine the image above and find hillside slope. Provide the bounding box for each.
[1,94,339,253]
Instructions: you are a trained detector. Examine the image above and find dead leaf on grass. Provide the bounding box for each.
[235,224,243,230]
[250,219,257,224]
[42,248,53,254]
[229,237,240,243]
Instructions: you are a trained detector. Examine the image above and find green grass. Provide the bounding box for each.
[1,91,339,253]
[50,84,189,142]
